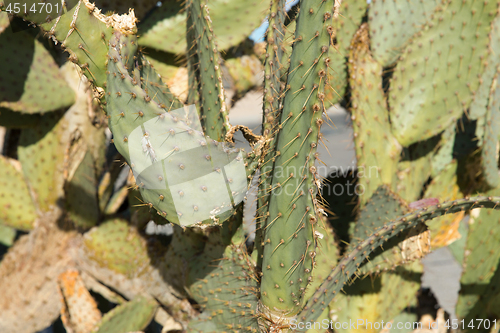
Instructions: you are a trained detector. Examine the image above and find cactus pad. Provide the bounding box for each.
[297,196,500,327]
[0,156,37,230]
[333,0,368,55]
[388,0,497,146]
[456,188,500,322]
[369,0,437,67]
[423,161,464,249]
[0,19,75,114]
[106,32,247,226]
[187,243,259,332]
[349,24,401,204]
[83,219,150,277]
[139,0,268,54]
[94,296,158,333]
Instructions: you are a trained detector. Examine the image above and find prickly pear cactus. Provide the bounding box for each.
[2,0,500,332]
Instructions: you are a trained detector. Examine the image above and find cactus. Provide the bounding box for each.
[348,23,401,204]
[368,0,437,67]
[0,15,75,114]
[139,0,268,54]
[94,295,158,333]
[455,188,500,325]
[391,1,497,146]
[0,155,37,230]
[2,0,500,332]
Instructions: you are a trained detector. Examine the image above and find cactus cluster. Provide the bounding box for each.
[2,0,500,332]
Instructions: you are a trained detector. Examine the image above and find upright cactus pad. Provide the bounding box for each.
[17,111,67,212]
[456,188,500,322]
[83,219,150,278]
[389,0,497,146]
[0,15,75,114]
[423,161,464,249]
[476,78,500,189]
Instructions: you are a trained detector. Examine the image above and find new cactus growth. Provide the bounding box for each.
[2,0,500,332]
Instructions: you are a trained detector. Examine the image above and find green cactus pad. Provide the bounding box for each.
[423,161,464,249]
[0,19,75,114]
[259,0,334,315]
[330,261,422,333]
[348,24,401,204]
[187,243,259,333]
[93,0,158,19]
[388,0,497,146]
[256,0,287,272]
[0,225,16,247]
[296,195,500,328]
[463,250,500,323]
[468,13,500,120]
[396,136,439,203]
[64,150,99,229]
[333,0,368,55]
[456,188,500,322]
[106,32,247,226]
[186,0,230,141]
[261,0,286,139]
[94,296,158,333]
[476,79,500,189]
[17,110,67,212]
[431,122,456,178]
[83,219,150,278]
[369,0,438,67]
[0,156,37,231]
[139,0,268,54]
[350,185,430,275]
[0,109,43,128]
